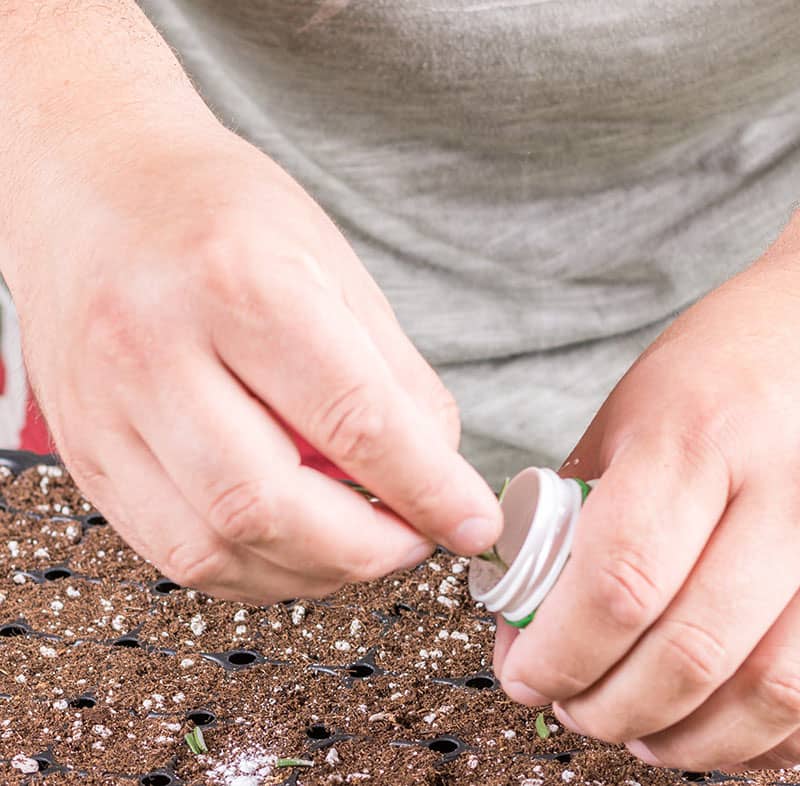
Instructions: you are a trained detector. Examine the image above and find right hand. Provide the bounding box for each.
[8,119,502,604]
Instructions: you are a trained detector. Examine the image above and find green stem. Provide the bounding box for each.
[277,758,314,768]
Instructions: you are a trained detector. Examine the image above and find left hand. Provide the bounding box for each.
[494,212,800,772]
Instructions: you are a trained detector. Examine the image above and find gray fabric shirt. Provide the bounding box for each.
[138,0,800,483]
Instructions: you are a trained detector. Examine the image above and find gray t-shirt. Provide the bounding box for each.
[139,0,800,483]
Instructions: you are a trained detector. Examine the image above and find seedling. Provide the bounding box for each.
[476,477,510,571]
[276,758,314,768]
[184,726,208,755]
[535,712,551,740]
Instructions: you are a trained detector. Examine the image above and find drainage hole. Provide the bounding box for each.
[306,724,332,740]
[69,695,96,710]
[392,602,414,615]
[346,663,376,679]
[682,773,707,783]
[83,514,107,527]
[153,578,181,595]
[0,623,28,637]
[554,753,573,764]
[186,709,216,727]
[139,774,173,786]
[43,567,72,581]
[112,636,140,648]
[226,650,258,666]
[463,675,495,690]
[428,737,460,755]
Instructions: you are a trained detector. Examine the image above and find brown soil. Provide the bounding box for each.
[0,459,796,785]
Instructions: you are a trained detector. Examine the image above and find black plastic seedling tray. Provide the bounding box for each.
[0,450,771,786]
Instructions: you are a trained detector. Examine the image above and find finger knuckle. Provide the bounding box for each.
[594,547,662,631]
[751,667,800,723]
[82,287,158,374]
[644,405,733,483]
[206,479,280,545]
[317,383,388,466]
[162,540,227,589]
[658,618,729,688]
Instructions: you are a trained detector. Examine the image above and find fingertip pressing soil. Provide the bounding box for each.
[0,456,797,785]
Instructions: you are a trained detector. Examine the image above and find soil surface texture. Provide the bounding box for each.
[0,455,796,786]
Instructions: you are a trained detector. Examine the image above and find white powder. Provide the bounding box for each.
[203,743,279,785]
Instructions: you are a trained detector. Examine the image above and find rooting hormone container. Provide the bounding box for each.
[468,467,594,629]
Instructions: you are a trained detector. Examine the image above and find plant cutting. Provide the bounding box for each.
[535,712,551,740]
[185,727,208,755]
[276,758,314,768]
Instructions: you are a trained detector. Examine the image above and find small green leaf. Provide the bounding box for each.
[185,726,208,755]
[535,712,551,740]
[276,758,314,768]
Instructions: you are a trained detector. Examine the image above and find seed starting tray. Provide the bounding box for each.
[0,450,794,786]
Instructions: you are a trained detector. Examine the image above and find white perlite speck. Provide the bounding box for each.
[180,658,195,669]
[11,754,38,773]
[334,640,351,652]
[561,771,576,782]
[325,747,340,766]
[7,541,19,557]
[349,619,362,636]
[12,573,25,585]
[190,614,207,636]
[233,609,247,622]
[291,605,306,625]
[39,645,57,658]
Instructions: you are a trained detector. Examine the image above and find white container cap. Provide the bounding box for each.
[468,467,592,628]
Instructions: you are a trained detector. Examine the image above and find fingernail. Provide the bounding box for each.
[399,542,435,570]
[626,739,663,767]
[501,679,550,707]
[552,703,587,736]
[453,516,500,554]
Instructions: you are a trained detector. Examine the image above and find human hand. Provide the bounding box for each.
[494,214,800,770]
[7,118,501,604]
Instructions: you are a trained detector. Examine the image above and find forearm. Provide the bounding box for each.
[0,1,214,287]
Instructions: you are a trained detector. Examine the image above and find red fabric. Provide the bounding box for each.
[19,384,346,480]
[20,392,52,454]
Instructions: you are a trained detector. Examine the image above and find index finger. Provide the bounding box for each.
[499,428,730,704]
[212,257,502,555]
